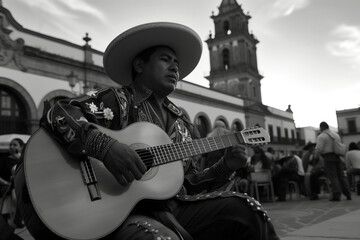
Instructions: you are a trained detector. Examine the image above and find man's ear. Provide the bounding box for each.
[133,58,144,74]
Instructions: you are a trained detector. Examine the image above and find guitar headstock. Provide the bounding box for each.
[238,127,270,146]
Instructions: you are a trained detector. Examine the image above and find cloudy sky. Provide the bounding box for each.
[4,0,360,128]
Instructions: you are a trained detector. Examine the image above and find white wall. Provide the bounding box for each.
[265,116,296,137]
[176,80,244,106]
[0,67,70,107]
[169,96,246,126]
[172,80,246,126]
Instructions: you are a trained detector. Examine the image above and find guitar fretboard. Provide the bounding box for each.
[136,133,242,168]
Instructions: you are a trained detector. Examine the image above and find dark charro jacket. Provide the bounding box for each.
[43,85,269,220]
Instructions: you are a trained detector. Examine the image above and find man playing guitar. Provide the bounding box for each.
[15,22,279,240]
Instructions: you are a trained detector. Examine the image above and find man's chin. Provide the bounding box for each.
[161,85,176,96]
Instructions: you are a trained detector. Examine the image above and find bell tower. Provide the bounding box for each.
[205,0,263,104]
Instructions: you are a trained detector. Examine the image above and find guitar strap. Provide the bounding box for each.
[178,113,201,140]
[124,86,138,126]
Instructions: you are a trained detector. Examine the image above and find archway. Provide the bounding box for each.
[193,112,211,138]
[0,78,37,134]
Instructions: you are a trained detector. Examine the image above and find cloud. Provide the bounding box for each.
[61,0,106,22]
[327,24,360,68]
[18,0,71,18]
[17,0,106,22]
[270,0,310,18]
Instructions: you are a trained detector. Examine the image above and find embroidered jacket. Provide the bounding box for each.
[44,85,269,220]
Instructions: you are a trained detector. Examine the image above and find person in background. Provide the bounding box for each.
[249,147,272,173]
[14,22,279,240]
[245,146,274,200]
[308,156,325,200]
[265,147,276,164]
[302,142,316,174]
[0,138,25,240]
[345,142,360,193]
[273,154,305,201]
[314,121,351,201]
[0,138,24,189]
[302,142,316,197]
[278,150,286,160]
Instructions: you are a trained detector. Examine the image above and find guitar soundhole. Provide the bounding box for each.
[135,149,154,170]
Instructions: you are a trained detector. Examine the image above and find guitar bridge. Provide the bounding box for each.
[80,158,101,201]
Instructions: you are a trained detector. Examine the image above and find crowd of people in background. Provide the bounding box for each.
[199,121,360,203]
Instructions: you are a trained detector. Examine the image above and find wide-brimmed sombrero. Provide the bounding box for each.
[103,22,203,86]
[303,141,316,150]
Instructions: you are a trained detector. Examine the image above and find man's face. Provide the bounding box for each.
[137,46,180,97]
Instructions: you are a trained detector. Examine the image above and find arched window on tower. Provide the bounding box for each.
[222,48,230,70]
[223,20,231,35]
[0,88,28,134]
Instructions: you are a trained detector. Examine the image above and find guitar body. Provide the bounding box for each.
[24,122,184,240]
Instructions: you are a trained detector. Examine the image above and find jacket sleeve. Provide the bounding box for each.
[183,157,235,194]
[179,118,234,194]
[42,87,130,160]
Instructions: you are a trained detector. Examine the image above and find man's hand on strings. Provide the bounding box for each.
[223,144,248,171]
[103,141,147,186]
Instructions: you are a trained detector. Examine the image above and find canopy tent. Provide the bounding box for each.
[0,134,30,152]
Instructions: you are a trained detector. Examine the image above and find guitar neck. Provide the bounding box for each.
[136,133,242,168]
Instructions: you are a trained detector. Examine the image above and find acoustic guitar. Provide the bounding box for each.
[24,122,270,240]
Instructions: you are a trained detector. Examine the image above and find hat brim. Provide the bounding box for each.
[103,22,203,86]
[303,143,316,150]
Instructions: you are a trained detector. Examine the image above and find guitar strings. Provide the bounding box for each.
[134,136,233,167]
[130,130,265,167]
[141,137,228,159]
[138,137,228,161]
